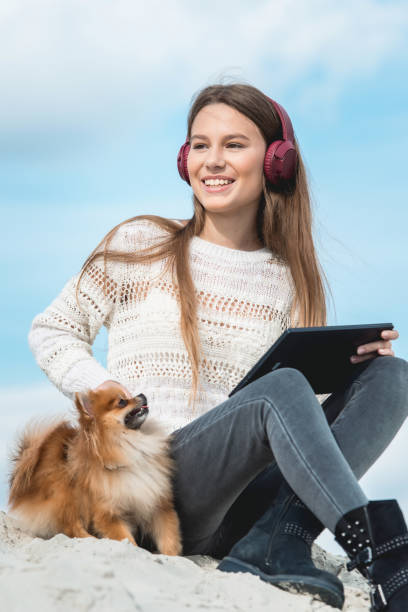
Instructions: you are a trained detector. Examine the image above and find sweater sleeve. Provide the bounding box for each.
[28,253,122,400]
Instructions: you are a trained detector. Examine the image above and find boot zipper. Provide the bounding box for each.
[264,494,296,566]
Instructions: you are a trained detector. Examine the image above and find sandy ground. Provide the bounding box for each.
[0,511,371,612]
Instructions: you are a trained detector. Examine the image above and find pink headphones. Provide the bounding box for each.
[177,96,297,187]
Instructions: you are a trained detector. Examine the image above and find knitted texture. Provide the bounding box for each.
[28,219,327,434]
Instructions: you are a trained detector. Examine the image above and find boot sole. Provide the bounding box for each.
[218,557,345,610]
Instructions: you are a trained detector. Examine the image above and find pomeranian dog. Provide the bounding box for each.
[8,381,182,556]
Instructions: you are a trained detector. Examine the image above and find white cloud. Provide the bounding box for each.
[0,383,74,454]
[0,0,406,131]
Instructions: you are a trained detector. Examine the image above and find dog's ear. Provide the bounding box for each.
[74,391,95,420]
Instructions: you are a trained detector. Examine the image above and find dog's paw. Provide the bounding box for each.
[159,540,182,556]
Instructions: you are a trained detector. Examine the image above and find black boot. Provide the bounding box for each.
[217,482,345,609]
[335,499,408,611]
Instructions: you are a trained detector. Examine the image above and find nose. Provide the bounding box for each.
[205,145,226,170]
[136,393,148,406]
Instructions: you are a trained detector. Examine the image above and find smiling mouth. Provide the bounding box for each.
[201,180,235,192]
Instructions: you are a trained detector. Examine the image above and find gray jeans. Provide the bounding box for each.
[169,356,408,556]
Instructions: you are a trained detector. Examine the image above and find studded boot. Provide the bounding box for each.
[334,499,408,611]
[217,481,345,609]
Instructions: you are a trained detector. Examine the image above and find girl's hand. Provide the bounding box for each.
[350,329,399,364]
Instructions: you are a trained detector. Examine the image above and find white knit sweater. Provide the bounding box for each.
[28,218,312,434]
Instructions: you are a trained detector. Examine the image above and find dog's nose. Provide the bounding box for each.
[136,393,147,406]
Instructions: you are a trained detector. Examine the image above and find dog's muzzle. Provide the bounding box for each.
[124,395,149,430]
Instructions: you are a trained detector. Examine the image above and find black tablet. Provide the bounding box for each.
[228,323,394,396]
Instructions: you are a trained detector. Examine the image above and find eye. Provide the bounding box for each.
[118,398,128,407]
[192,142,243,150]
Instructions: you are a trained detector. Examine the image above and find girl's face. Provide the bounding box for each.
[187,103,267,216]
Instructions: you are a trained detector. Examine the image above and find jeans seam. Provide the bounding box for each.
[261,394,346,519]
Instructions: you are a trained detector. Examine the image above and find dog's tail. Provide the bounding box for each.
[8,417,70,506]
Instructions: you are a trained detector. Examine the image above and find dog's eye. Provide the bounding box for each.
[118,398,128,407]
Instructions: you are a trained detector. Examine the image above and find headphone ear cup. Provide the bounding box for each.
[177,141,191,184]
[264,140,297,185]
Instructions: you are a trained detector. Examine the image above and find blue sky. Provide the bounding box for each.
[1,0,407,553]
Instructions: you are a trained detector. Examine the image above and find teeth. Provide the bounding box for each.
[204,179,233,186]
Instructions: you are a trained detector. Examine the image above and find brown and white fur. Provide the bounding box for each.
[8,381,182,555]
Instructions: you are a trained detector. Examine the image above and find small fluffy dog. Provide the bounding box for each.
[8,381,182,555]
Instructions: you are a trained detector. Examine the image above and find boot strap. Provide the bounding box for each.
[346,534,408,572]
[376,534,408,557]
[370,568,408,611]
[283,522,314,547]
[346,546,372,572]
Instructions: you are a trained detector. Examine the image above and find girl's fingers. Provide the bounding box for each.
[351,348,395,363]
[350,328,398,364]
[381,329,399,340]
[378,348,395,356]
[350,352,377,364]
[357,340,391,355]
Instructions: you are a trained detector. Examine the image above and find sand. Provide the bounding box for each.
[0,511,371,612]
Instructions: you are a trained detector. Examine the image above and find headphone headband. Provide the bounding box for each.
[266,97,295,143]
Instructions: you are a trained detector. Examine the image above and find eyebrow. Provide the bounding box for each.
[190,133,250,142]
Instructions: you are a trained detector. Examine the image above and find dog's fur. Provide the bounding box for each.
[8,381,182,555]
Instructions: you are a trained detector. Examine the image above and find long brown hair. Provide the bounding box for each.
[76,83,329,409]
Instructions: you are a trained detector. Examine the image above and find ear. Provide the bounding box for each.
[74,390,95,420]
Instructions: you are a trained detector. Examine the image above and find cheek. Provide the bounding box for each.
[239,167,264,193]
[187,152,199,177]
[238,151,265,179]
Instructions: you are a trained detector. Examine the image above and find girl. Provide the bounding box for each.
[29,83,408,610]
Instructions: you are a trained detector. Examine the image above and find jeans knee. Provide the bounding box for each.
[264,366,310,387]
[259,367,315,410]
[369,356,408,420]
[390,356,408,383]
[391,357,408,410]
[370,355,408,386]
